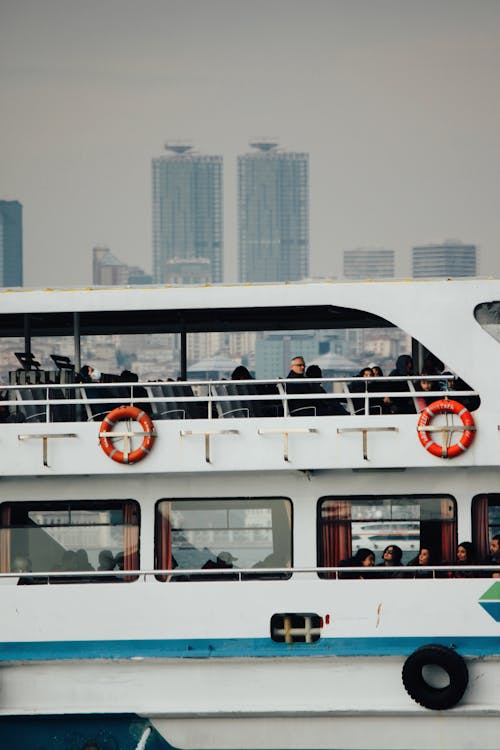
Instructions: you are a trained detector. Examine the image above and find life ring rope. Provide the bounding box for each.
[99,405,156,464]
[417,398,476,459]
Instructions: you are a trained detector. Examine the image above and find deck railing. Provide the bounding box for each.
[0,375,478,424]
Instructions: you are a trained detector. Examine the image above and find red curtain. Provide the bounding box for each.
[472,495,490,562]
[321,500,352,576]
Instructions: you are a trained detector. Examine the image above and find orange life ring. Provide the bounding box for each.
[417,399,476,459]
[99,405,156,464]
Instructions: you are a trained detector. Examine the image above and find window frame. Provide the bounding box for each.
[154,495,293,581]
[316,493,457,576]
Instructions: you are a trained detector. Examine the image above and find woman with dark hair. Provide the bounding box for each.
[339,548,375,579]
[449,541,477,578]
[305,364,347,415]
[231,365,253,380]
[406,547,435,578]
[386,354,416,414]
[376,544,403,577]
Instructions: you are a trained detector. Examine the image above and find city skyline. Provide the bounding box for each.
[1,1,499,287]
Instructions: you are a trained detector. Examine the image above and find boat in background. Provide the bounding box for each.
[0,278,499,750]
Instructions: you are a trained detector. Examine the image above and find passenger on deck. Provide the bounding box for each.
[376,544,403,577]
[385,355,415,414]
[285,356,314,416]
[368,363,387,414]
[348,367,373,414]
[448,541,477,578]
[231,365,253,380]
[305,364,347,415]
[406,547,435,578]
[79,365,102,383]
[441,372,480,412]
[415,371,436,411]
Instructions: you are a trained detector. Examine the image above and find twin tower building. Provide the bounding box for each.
[152,140,309,285]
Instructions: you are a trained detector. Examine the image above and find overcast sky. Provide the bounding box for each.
[1,0,499,287]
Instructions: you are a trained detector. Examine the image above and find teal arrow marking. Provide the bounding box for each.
[479,581,500,621]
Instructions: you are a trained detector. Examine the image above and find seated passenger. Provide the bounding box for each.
[231,365,253,380]
[339,548,375,579]
[285,356,314,415]
[415,371,436,411]
[348,367,373,414]
[368,364,387,414]
[482,534,500,577]
[386,355,416,414]
[376,544,403,577]
[305,364,347,415]
[406,547,435,578]
[97,549,116,571]
[448,541,477,578]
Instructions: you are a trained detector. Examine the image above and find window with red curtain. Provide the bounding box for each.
[318,495,456,576]
[473,495,500,563]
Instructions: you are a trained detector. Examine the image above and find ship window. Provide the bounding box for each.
[317,495,456,576]
[155,497,292,581]
[474,302,500,343]
[0,500,139,583]
[472,495,500,562]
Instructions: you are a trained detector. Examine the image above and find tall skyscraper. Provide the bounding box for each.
[343,247,395,279]
[412,241,477,278]
[238,140,309,283]
[152,143,223,284]
[0,200,23,287]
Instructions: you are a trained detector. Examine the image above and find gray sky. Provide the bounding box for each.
[1,0,499,287]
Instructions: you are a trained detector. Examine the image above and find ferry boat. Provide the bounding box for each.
[0,277,499,750]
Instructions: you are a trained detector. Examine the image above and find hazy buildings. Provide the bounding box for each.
[152,143,223,284]
[343,247,394,279]
[238,140,309,283]
[0,200,23,287]
[412,241,477,278]
[93,247,151,286]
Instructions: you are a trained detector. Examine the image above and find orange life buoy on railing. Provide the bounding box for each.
[417,399,476,459]
[99,405,156,464]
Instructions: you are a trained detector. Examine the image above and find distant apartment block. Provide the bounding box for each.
[164,258,211,285]
[343,247,394,279]
[152,143,223,284]
[412,241,477,278]
[93,247,151,286]
[238,140,309,283]
[0,200,23,287]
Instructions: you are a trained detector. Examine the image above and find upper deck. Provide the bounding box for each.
[0,278,499,477]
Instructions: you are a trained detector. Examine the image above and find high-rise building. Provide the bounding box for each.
[238,140,309,283]
[0,201,23,287]
[343,247,395,279]
[152,143,223,284]
[412,241,477,278]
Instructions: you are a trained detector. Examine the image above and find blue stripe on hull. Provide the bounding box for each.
[1,635,500,662]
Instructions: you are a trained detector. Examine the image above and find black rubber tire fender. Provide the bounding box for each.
[402,644,469,710]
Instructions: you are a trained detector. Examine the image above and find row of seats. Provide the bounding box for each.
[6,380,434,423]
